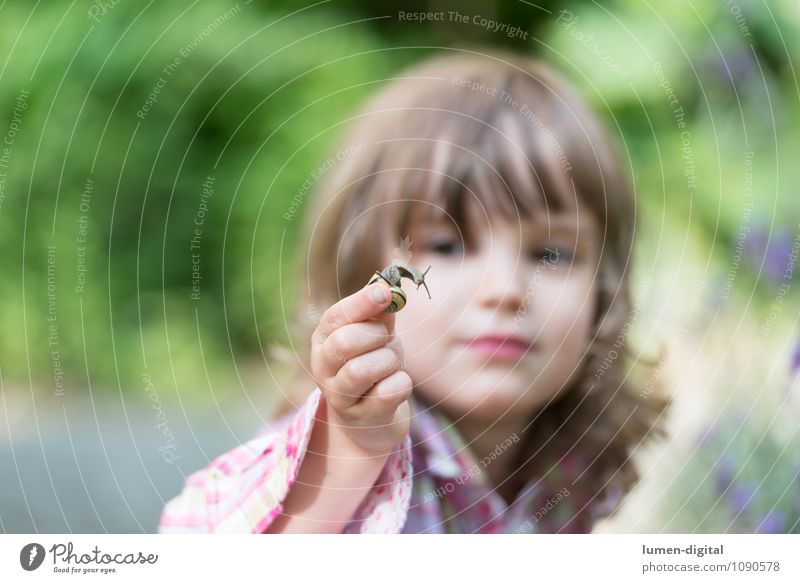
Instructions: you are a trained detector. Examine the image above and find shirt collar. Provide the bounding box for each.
[408,394,467,479]
[406,394,625,532]
[408,394,517,492]
[407,394,542,531]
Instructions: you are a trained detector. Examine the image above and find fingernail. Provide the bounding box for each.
[370,285,388,303]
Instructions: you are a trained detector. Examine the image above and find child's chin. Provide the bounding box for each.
[443,386,540,421]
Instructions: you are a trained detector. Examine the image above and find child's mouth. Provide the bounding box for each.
[466,336,534,359]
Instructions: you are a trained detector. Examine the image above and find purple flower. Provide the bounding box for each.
[714,455,736,493]
[756,511,786,534]
[744,226,767,259]
[745,225,796,284]
[714,47,754,87]
[765,230,794,282]
[726,482,757,516]
[791,340,800,373]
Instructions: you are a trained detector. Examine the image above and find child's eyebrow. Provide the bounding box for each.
[409,212,597,240]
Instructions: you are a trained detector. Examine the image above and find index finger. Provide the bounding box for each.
[315,283,392,344]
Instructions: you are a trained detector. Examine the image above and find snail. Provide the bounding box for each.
[367,264,432,313]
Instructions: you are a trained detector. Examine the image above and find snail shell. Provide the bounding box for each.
[386,287,407,313]
[368,271,407,313]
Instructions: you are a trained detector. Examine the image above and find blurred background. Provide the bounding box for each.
[0,0,798,533]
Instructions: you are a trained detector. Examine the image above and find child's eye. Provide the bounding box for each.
[425,239,463,256]
[531,246,575,264]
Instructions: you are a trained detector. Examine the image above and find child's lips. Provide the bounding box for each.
[465,336,535,359]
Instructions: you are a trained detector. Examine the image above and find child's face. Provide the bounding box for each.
[393,199,601,423]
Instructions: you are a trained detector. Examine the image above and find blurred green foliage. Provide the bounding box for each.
[0,1,415,398]
[0,0,798,408]
[651,388,800,533]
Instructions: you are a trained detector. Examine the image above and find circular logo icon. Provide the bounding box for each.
[20,543,46,571]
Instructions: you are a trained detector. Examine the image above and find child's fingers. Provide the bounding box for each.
[352,370,413,419]
[318,321,390,378]
[313,283,392,345]
[329,347,404,408]
[372,310,396,342]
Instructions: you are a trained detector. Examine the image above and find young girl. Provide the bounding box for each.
[158,50,670,534]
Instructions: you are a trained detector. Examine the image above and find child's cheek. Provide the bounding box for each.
[541,277,595,338]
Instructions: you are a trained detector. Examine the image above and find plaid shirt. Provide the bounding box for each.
[159,388,622,533]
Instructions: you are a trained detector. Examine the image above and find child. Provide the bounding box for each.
[158,50,670,534]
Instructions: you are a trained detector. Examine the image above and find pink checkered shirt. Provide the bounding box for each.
[158,388,622,533]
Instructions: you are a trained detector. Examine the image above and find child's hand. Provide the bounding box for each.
[310,283,412,457]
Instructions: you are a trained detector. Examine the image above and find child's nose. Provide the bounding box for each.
[475,253,528,312]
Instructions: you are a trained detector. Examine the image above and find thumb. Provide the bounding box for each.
[363,277,396,341]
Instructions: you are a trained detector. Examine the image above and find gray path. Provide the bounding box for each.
[0,391,274,533]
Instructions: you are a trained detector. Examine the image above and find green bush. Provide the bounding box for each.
[0,1,414,398]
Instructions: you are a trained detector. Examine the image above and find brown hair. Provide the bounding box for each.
[274,49,670,531]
